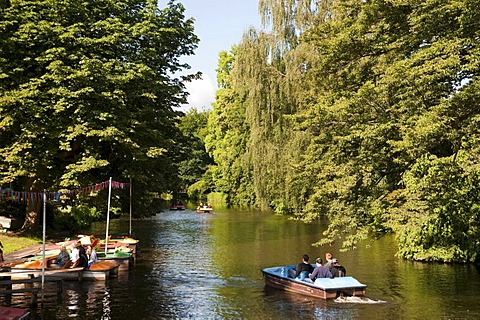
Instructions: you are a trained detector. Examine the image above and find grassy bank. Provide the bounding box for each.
[0,234,41,254]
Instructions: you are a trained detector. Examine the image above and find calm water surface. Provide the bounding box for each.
[8,208,480,319]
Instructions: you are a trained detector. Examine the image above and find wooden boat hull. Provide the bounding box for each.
[82,268,115,281]
[98,254,133,271]
[11,263,119,281]
[196,208,214,213]
[262,265,366,299]
[88,261,120,280]
[9,267,85,281]
[0,306,30,320]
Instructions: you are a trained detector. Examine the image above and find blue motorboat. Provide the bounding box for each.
[261,265,367,299]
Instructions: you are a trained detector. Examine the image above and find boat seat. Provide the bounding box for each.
[287,268,296,279]
[295,270,309,281]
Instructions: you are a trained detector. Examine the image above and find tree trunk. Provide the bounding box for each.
[20,198,42,234]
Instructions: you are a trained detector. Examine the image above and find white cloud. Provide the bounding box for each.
[182,74,216,111]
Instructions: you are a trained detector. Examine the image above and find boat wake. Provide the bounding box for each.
[334,296,386,304]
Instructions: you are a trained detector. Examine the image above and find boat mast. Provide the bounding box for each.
[105,177,112,255]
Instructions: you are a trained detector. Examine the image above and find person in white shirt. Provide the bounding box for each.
[70,242,80,266]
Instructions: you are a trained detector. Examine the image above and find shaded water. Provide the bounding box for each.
[6,208,480,319]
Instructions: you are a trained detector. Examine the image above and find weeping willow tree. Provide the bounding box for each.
[205,0,338,211]
[222,0,337,211]
[258,0,338,44]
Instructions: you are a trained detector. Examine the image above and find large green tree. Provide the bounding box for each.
[0,0,198,232]
[295,0,480,262]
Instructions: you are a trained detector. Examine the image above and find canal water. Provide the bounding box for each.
[11,208,480,319]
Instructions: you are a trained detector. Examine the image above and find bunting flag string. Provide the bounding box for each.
[0,180,129,204]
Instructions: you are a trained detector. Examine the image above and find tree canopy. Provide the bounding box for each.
[0,0,198,231]
[202,0,480,263]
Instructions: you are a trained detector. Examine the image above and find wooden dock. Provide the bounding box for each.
[0,271,65,308]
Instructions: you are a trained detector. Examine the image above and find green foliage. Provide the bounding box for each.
[53,204,103,234]
[175,109,214,197]
[387,155,480,262]
[297,0,480,261]
[0,0,199,229]
[203,48,256,207]
[187,170,213,200]
[206,192,227,206]
[205,0,480,262]
[0,201,26,220]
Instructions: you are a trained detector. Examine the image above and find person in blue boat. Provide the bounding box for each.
[309,257,333,281]
[294,254,314,281]
[330,258,347,277]
[324,252,334,271]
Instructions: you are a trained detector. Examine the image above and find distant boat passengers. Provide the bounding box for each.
[196,203,212,210]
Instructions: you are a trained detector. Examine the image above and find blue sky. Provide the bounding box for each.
[158,0,261,111]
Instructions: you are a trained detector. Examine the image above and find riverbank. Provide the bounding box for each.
[0,233,43,265]
[3,244,42,263]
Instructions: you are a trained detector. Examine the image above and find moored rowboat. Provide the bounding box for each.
[10,260,119,281]
[261,265,366,299]
[10,266,85,280]
[84,261,120,280]
[97,251,134,271]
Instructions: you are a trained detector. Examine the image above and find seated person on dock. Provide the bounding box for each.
[330,258,346,277]
[87,241,98,268]
[53,245,71,269]
[294,254,314,281]
[309,257,333,281]
[70,242,80,266]
[76,246,89,269]
[71,243,88,269]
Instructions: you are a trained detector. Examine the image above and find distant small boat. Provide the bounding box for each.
[196,206,213,213]
[170,203,186,210]
[261,265,366,299]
